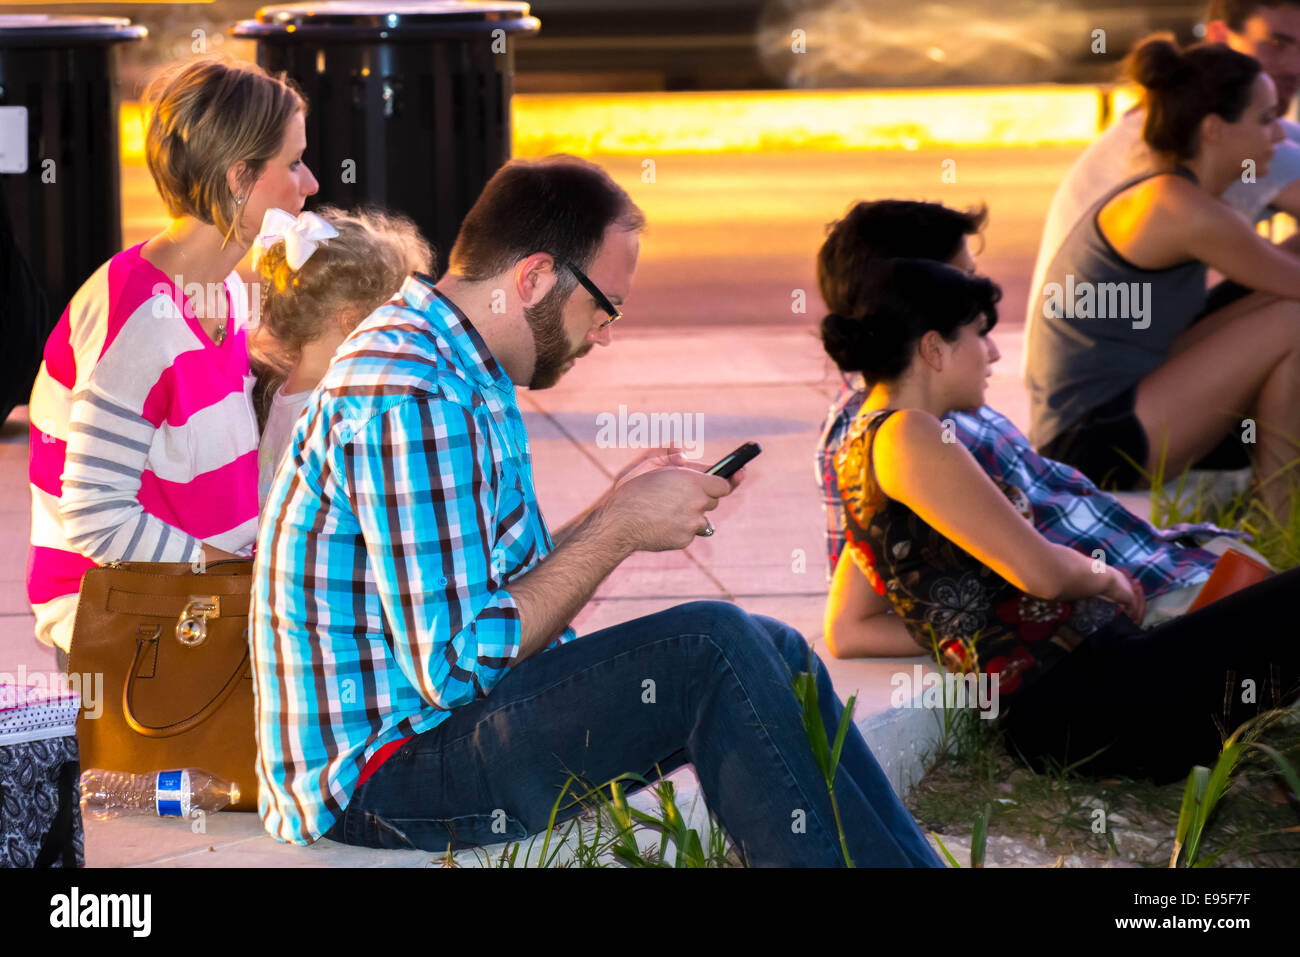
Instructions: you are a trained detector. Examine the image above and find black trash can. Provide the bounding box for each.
[234,1,539,275]
[0,16,146,422]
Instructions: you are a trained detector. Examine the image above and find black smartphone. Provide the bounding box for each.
[706,442,762,479]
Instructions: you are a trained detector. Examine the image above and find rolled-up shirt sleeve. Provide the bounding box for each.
[343,393,522,712]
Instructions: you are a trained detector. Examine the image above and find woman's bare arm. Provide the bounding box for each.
[871,410,1116,602]
[823,549,924,659]
[1113,176,1300,300]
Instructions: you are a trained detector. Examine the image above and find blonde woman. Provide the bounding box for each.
[247,206,433,507]
[27,55,319,668]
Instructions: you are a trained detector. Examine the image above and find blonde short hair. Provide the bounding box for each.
[143,55,306,248]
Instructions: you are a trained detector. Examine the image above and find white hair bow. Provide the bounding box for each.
[252,208,339,271]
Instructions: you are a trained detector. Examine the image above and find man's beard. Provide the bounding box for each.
[525,284,578,390]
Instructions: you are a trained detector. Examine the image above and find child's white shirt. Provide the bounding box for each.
[258,385,314,509]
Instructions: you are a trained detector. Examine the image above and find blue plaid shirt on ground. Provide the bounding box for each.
[815,375,1235,595]
[251,274,576,845]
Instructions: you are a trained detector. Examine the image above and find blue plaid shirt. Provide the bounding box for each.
[251,275,575,845]
[816,376,1235,596]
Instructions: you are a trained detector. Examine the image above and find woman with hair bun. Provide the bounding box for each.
[26,55,319,668]
[1027,35,1300,516]
[821,256,1300,784]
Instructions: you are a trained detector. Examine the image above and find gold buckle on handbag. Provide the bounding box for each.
[177,596,220,646]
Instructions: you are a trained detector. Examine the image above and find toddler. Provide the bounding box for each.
[250,206,434,505]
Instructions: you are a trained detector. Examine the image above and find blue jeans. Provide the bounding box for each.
[323,600,941,867]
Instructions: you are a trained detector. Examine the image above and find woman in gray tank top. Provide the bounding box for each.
[1026,35,1300,518]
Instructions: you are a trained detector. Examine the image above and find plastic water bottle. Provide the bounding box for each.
[79,769,240,821]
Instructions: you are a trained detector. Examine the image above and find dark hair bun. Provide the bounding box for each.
[820,311,872,374]
[1131,37,1190,91]
[819,257,1001,385]
[1125,36,1259,160]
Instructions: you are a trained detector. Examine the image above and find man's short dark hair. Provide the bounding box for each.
[449,155,646,285]
[816,200,987,315]
[1208,0,1300,32]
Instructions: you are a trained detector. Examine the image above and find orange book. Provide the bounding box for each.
[1187,548,1273,612]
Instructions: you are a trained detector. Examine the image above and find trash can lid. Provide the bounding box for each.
[0,14,147,46]
[234,1,540,39]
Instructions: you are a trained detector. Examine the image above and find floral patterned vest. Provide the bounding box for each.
[835,408,1138,701]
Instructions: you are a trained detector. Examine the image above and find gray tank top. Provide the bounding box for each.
[1026,166,1207,448]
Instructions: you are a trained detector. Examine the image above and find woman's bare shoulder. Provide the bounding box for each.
[874,408,944,452]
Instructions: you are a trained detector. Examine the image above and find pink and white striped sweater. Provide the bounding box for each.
[27,243,260,646]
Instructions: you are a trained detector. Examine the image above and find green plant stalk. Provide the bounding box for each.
[931,831,961,868]
[1172,709,1300,867]
[792,650,857,867]
[971,804,991,868]
[538,775,576,866]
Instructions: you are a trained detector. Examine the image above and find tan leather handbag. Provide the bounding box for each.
[68,560,257,811]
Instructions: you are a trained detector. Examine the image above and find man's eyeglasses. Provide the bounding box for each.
[563,261,622,330]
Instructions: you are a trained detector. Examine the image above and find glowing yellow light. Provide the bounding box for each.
[120,102,147,161]
[120,84,1120,164]
[1108,85,1142,127]
[512,86,1112,156]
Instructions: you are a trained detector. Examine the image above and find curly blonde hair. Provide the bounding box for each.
[249,206,434,427]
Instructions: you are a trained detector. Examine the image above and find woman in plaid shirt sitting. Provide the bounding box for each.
[819,246,1300,784]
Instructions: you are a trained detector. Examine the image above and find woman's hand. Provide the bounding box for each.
[1100,566,1146,623]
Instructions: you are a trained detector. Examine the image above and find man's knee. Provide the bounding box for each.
[749,613,816,672]
[668,601,810,670]
[668,599,752,632]
[665,600,769,649]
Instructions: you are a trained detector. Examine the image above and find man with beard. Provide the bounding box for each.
[250,155,940,867]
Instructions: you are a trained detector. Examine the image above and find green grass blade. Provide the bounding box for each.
[792,671,831,779]
[1183,744,1241,867]
[931,832,961,868]
[1172,765,1209,868]
[829,692,858,781]
[538,775,576,867]
[680,827,706,868]
[970,805,991,869]
[1247,742,1300,799]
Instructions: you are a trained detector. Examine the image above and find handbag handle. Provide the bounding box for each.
[122,638,251,738]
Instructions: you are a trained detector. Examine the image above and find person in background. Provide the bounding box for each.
[1027,0,1300,332]
[817,200,980,577]
[1028,37,1300,514]
[26,55,318,670]
[821,255,1300,783]
[248,205,433,507]
[814,200,1239,643]
[252,155,941,867]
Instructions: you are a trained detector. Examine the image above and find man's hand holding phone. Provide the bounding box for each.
[601,443,760,551]
[611,445,748,492]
